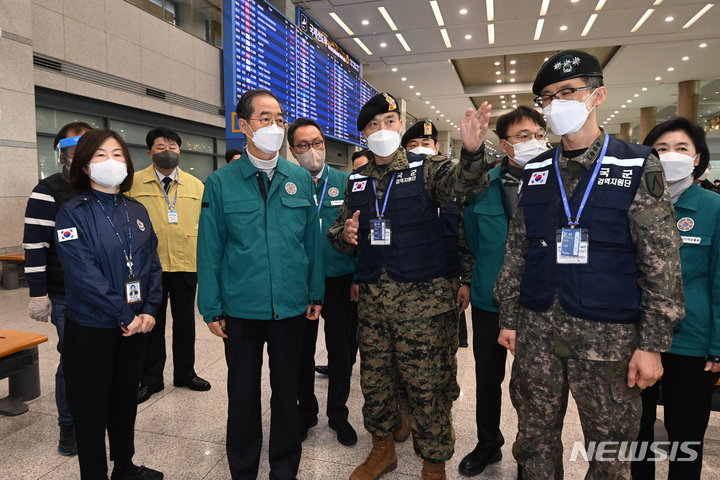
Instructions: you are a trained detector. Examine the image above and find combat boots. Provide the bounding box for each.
[349,435,397,480]
[393,397,411,442]
[445,401,455,443]
[421,460,446,480]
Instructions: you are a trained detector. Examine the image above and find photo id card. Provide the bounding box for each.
[125,278,142,305]
[555,228,589,264]
[168,209,178,224]
[371,219,391,245]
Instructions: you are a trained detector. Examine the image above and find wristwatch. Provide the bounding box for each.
[212,314,226,323]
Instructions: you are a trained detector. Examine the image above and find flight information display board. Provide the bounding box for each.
[223,0,379,147]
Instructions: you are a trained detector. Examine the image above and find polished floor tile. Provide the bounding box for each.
[2,286,720,478]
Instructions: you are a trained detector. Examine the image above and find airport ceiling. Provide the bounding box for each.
[290,0,720,150]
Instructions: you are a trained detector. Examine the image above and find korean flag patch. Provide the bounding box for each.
[352,180,367,192]
[57,227,78,242]
[528,171,549,186]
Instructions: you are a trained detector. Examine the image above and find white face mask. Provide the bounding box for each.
[408,146,436,157]
[247,123,285,154]
[543,89,597,136]
[366,130,401,158]
[698,166,711,182]
[507,138,550,167]
[296,147,326,172]
[88,159,128,188]
[659,152,696,183]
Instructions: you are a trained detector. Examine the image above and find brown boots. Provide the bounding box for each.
[349,436,397,480]
[421,460,447,480]
[393,396,411,442]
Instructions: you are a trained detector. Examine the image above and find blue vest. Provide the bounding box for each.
[348,158,446,284]
[519,136,652,324]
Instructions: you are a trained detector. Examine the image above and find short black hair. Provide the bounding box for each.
[224,149,242,163]
[236,89,283,121]
[643,117,710,179]
[352,149,373,166]
[288,118,324,147]
[54,122,93,148]
[580,76,604,89]
[496,105,547,140]
[146,126,183,150]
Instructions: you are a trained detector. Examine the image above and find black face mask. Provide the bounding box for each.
[152,151,180,170]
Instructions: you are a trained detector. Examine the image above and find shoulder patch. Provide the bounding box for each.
[431,154,448,162]
[645,171,664,198]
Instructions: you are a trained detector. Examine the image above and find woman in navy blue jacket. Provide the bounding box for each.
[56,129,163,480]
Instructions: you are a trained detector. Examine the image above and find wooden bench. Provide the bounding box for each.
[0,330,48,416]
[0,252,25,290]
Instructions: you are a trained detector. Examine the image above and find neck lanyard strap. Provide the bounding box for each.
[372,172,398,218]
[317,164,329,214]
[95,195,135,278]
[555,135,610,227]
[157,168,179,210]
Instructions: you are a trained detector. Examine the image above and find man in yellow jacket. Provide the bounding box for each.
[128,126,211,404]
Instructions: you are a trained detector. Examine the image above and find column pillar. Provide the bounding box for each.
[677,80,700,120]
[619,123,632,142]
[639,107,657,144]
[398,97,407,136]
[436,131,451,156]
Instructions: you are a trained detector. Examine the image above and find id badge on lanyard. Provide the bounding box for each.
[370,172,397,246]
[168,209,178,224]
[556,228,589,264]
[125,278,143,305]
[159,168,179,224]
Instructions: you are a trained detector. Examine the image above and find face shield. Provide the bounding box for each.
[57,135,82,166]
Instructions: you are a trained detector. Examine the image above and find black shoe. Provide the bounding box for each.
[459,340,469,348]
[111,463,163,480]
[328,419,357,446]
[517,463,523,479]
[299,417,318,442]
[458,446,502,476]
[137,383,164,404]
[58,425,77,456]
[173,375,211,391]
[314,364,329,376]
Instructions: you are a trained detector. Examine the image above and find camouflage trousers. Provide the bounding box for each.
[511,339,642,480]
[358,308,457,462]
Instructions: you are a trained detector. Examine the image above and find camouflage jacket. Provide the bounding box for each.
[328,146,490,319]
[494,132,685,360]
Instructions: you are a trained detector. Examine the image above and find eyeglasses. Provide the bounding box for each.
[504,130,547,143]
[292,140,325,154]
[249,117,286,128]
[534,86,595,107]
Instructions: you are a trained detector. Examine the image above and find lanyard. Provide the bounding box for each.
[156,168,179,210]
[372,172,398,219]
[317,164,330,214]
[94,193,135,278]
[555,134,610,227]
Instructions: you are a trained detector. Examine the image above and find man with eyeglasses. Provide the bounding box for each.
[288,118,359,447]
[459,106,548,477]
[197,89,325,480]
[494,50,684,478]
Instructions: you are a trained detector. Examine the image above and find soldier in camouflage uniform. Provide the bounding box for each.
[327,93,493,480]
[494,50,685,480]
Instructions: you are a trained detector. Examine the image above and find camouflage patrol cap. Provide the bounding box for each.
[532,50,603,95]
[401,119,438,149]
[357,93,400,131]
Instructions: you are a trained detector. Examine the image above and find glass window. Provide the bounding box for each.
[37,136,62,180]
[180,152,214,182]
[109,120,155,148]
[36,107,103,135]
[128,147,153,173]
[216,138,226,154]
[179,131,213,153]
[125,0,221,48]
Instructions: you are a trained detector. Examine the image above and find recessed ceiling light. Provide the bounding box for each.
[684,5,714,28]
[440,28,452,48]
[497,79,502,83]
[392,68,398,72]
[634,94,639,97]
[655,76,662,80]
[486,0,494,21]
[642,87,647,91]
[627,99,632,103]
[487,24,494,44]
[510,60,516,65]
[611,114,615,117]
[503,105,507,108]
[510,70,516,74]
[668,67,674,71]
[535,20,545,41]
[665,16,673,21]
[409,85,414,88]
[510,78,516,82]
[615,111,619,113]
[446,119,450,122]
[622,105,627,108]
[441,114,445,117]
[425,101,430,104]
[607,118,611,121]
[631,9,654,33]
[362,20,369,25]
[540,0,550,16]
[431,106,435,109]
[494,61,501,66]
[430,1,444,26]
[700,43,707,47]
[572,0,579,2]
[604,121,608,124]
[682,56,689,60]
[511,95,516,98]
[596,0,607,10]
[353,38,372,55]
[501,100,506,104]
[396,33,411,51]
[416,92,421,95]
[560,25,568,30]
[329,12,355,35]
[460,8,468,14]
[582,13,598,36]
[703,97,707,100]
[512,100,517,103]
[496,71,501,75]
[380,43,387,47]
[465,34,472,39]
[378,6,398,30]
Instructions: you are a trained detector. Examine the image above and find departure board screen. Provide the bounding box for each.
[223,0,379,147]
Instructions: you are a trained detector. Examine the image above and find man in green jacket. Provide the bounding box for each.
[197,89,325,480]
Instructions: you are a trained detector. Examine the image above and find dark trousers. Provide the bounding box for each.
[471,306,507,450]
[141,271,197,387]
[633,352,720,480]
[298,273,357,425]
[459,310,468,344]
[224,315,305,480]
[63,318,145,480]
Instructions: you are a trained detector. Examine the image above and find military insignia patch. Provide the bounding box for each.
[328,187,340,197]
[553,55,581,75]
[424,120,432,135]
[352,180,367,192]
[137,219,145,231]
[528,171,549,185]
[677,217,695,232]
[383,93,397,111]
[285,182,297,195]
[645,171,664,198]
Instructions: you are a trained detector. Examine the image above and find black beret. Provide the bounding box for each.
[357,93,400,131]
[532,50,603,95]
[401,119,438,149]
